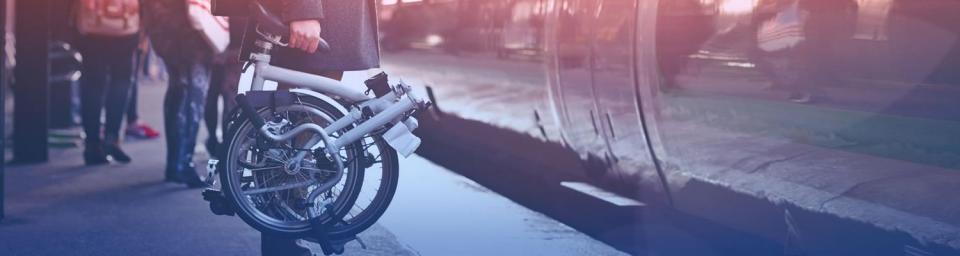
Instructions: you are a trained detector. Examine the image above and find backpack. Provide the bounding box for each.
[189,0,231,53]
[76,0,141,36]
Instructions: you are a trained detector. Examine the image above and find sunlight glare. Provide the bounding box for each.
[720,0,758,15]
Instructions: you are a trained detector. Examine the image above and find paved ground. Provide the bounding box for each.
[0,76,626,256]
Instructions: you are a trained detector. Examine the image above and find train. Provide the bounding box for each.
[376,0,960,255]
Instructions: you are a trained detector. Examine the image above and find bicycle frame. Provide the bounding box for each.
[243,50,426,155]
[203,4,424,245]
[232,36,428,202]
[248,53,368,103]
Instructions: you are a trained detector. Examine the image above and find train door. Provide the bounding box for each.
[550,0,610,170]
[589,0,667,199]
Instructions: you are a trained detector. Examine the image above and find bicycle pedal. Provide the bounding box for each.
[205,159,219,185]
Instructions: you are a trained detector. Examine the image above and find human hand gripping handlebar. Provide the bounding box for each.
[250,0,331,52]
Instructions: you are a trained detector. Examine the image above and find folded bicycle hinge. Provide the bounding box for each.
[383,118,421,157]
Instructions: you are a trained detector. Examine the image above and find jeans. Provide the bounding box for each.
[77,35,139,145]
[163,60,210,175]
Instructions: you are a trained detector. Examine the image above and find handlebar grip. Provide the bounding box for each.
[251,0,332,53]
[316,37,331,52]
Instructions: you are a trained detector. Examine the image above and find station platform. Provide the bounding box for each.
[0,76,626,256]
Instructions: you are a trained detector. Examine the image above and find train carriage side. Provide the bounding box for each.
[378,0,960,254]
[640,0,960,254]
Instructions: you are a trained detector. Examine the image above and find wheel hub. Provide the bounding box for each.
[283,160,302,175]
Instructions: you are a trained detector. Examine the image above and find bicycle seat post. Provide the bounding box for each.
[248,28,280,91]
[255,30,279,51]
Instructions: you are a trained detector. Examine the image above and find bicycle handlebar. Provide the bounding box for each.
[251,0,331,52]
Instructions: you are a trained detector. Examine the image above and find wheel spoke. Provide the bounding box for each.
[245,165,284,172]
[243,180,319,195]
[301,167,337,174]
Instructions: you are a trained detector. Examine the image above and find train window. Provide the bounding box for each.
[645,0,960,251]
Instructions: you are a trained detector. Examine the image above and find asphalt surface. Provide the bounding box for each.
[0,76,626,256]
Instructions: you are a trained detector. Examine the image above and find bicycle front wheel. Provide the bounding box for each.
[219,96,363,238]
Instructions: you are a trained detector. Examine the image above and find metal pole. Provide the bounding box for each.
[12,0,50,163]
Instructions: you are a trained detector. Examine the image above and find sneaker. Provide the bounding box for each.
[179,171,207,188]
[126,123,161,139]
[84,145,110,166]
[176,162,207,188]
[103,143,132,163]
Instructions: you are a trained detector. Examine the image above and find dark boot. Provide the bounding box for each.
[177,162,207,188]
[261,234,310,256]
[84,143,109,166]
[164,169,182,183]
[103,136,131,163]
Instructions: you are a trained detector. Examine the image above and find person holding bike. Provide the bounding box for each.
[241,0,382,254]
[263,0,380,81]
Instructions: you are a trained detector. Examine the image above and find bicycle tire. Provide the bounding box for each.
[219,94,363,238]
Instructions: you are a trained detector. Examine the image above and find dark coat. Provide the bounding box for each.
[265,0,381,71]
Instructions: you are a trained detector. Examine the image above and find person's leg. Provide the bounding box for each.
[77,36,110,165]
[205,62,225,153]
[124,82,161,139]
[164,60,185,182]
[126,80,139,123]
[261,233,310,256]
[128,35,144,124]
[124,44,161,140]
[220,59,242,131]
[165,59,211,187]
[101,35,139,163]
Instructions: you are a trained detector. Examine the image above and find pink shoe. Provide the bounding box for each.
[126,123,161,139]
